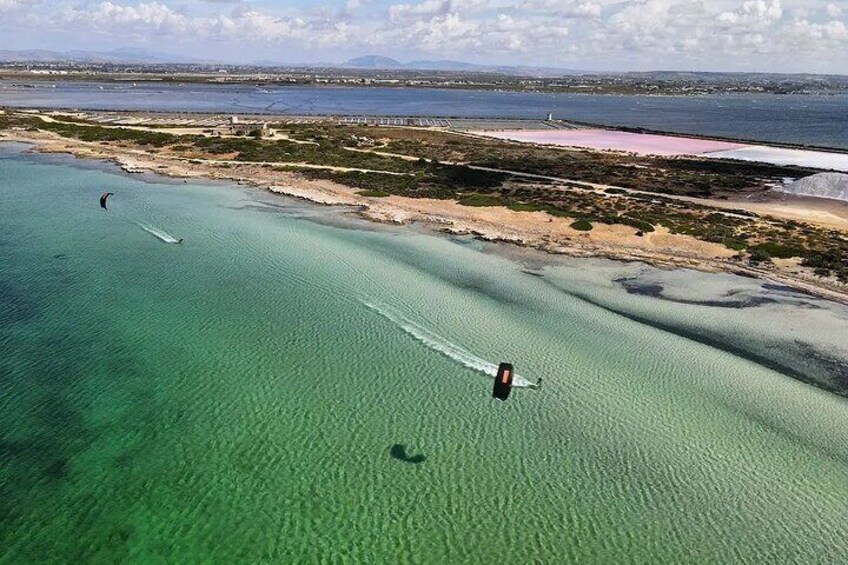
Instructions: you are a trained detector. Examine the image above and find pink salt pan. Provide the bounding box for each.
[477,129,748,157]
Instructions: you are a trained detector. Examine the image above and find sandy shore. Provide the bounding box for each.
[4,129,847,303]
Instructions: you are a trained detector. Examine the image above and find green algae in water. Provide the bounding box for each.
[1,145,848,563]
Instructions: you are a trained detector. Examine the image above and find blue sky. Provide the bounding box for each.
[1,1,846,73]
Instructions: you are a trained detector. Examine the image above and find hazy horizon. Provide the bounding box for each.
[5,47,848,78]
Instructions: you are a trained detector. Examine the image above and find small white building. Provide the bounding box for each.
[230,119,273,138]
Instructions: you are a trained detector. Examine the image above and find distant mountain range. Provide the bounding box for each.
[343,55,482,71]
[3,50,844,82]
[0,48,578,76]
[341,55,578,77]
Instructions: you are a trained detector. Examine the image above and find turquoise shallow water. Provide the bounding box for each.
[2,144,848,563]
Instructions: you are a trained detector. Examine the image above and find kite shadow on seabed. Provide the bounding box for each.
[389,444,426,464]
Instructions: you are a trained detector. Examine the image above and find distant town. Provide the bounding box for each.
[2,54,848,96]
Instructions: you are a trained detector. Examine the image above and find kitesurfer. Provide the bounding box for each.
[99,192,114,210]
[536,377,542,389]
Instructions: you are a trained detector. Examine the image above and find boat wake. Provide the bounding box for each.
[362,301,534,388]
[136,222,181,244]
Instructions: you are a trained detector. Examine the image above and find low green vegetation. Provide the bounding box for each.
[37,120,178,147]
[801,251,847,279]
[191,136,420,173]
[506,201,547,213]
[618,216,656,233]
[7,113,847,283]
[748,241,802,259]
[722,238,748,251]
[294,166,505,199]
[298,169,418,192]
[748,247,773,265]
[299,124,817,198]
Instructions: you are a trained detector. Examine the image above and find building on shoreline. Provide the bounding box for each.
[228,116,273,138]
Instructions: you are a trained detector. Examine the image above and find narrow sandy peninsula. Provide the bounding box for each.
[2,108,847,303]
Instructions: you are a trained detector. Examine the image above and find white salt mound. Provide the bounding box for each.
[783,173,848,202]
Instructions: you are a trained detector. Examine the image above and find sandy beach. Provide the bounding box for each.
[4,127,847,303]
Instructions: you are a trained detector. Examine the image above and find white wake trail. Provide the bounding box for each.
[363,301,533,388]
[136,222,181,244]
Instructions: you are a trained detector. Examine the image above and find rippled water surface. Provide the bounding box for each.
[2,144,848,562]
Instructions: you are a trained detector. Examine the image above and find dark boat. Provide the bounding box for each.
[492,363,514,401]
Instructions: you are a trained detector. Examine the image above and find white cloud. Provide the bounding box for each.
[717,0,783,26]
[381,3,574,56]
[572,2,602,18]
[0,0,29,11]
[526,0,602,18]
[785,17,848,42]
[3,0,847,73]
[389,0,452,22]
[608,0,692,35]
[49,1,360,45]
[83,2,190,34]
